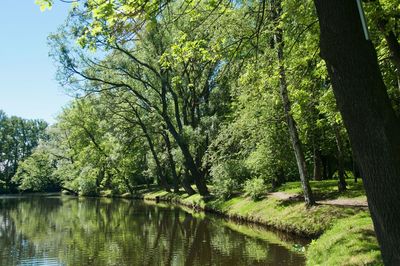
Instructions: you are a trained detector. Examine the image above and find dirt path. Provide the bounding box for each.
[317,198,368,207]
[268,192,368,207]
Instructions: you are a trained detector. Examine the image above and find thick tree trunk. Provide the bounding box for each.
[181,175,196,196]
[334,124,347,191]
[160,76,209,196]
[382,28,400,73]
[164,118,209,196]
[162,130,196,195]
[272,0,315,206]
[314,0,400,263]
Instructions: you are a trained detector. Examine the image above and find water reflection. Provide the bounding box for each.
[0,196,305,266]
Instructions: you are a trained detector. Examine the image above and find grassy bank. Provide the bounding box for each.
[307,213,382,265]
[104,179,382,265]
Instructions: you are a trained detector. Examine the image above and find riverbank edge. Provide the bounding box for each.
[99,189,382,265]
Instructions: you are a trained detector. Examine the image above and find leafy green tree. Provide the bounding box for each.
[12,145,59,192]
[0,111,48,192]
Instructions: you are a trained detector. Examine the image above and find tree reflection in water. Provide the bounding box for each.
[0,196,305,266]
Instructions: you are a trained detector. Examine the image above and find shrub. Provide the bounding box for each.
[79,177,98,196]
[213,175,239,200]
[210,161,246,200]
[78,167,99,196]
[243,178,266,201]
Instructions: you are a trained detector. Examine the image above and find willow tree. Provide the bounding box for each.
[48,1,235,195]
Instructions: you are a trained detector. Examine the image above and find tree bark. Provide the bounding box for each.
[162,130,196,195]
[160,75,209,196]
[181,169,196,196]
[164,117,209,196]
[334,124,347,191]
[271,0,315,206]
[314,0,400,263]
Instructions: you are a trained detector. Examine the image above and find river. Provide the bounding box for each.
[0,195,306,265]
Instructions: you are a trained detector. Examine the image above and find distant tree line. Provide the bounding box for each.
[0,111,47,192]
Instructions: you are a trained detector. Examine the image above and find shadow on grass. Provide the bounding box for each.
[277,179,366,202]
[276,197,304,207]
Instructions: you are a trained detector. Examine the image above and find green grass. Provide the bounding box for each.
[279,179,367,201]
[206,196,361,237]
[307,213,382,266]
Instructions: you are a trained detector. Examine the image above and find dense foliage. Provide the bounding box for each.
[0,111,47,192]
[13,0,397,200]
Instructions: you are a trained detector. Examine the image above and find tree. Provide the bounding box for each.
[314,0,400,263]
[0,111,48,192]
[12,145,61,192]
[270,0,315,206]
[47,1,237,196]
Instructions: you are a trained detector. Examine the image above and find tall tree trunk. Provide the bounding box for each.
[372,2,400,74]
[161,76,209,196]
[164,118,209,196]
[334,124,347,191]
[181,169,196,195]
[181,174,196,196]
[162,132,180,193]
[271,0,315,206]
[162,130,196,195]
[133,109,170,192]
[313,147,323,181]
[314,0,400,263]
[321,155,329,180]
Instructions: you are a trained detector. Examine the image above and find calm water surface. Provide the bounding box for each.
[0,195,306,266]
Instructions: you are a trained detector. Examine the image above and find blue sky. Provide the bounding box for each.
[0,1,72,123]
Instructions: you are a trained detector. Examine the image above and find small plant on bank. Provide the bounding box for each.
[212,173,240,200]
[210,161,245,200]
[244,178,266,201]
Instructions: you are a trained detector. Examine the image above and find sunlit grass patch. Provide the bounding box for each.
[279,179,367,201]
[307,213,382,266]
